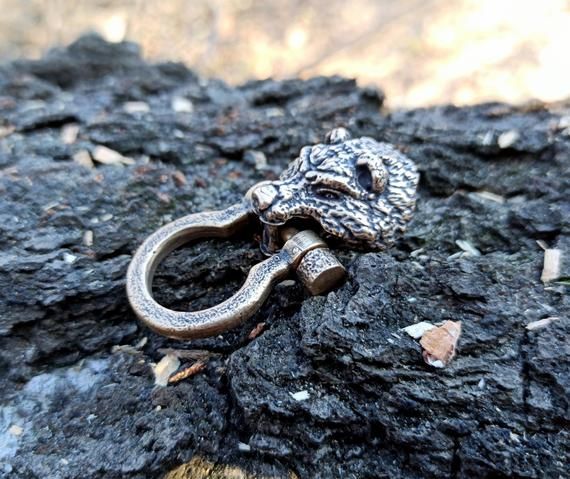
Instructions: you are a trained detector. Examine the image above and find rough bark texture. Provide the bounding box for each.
[0,35,568,478]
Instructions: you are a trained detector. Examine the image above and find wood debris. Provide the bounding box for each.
[289,390,310,401]
[168,360,207,384]
[474,190,505,204]
[526,316,559,331]
[0,125,15,138]
[248,322,266,339]
[123,101,150,113]
[73,150,94,168]
[61,123,79,144]
[153,354,180,386]
[156,191,171,204]
[111,337,147,355]
[244,150,268,170]
[455,239,481,257]
[92,145,135,166]
[541,248,561,283]
[83,230,94,247]
[238,442,251,452]
[194,177,207,188]
[497,130,520,148]
[157,348,213,360]
[401,321,436,339]
[8,425,23,436]
[171,96,194,113]
[420,320,462,368]
[63,252,77,264]
[172,170,187,187]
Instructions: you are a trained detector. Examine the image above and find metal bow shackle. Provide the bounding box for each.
[126,128,419,339]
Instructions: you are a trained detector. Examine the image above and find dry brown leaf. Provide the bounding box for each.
[420,320,462,368]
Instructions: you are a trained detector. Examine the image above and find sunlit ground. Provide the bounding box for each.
[0,0,569,108]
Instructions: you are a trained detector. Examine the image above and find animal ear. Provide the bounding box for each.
[325,127,352,144]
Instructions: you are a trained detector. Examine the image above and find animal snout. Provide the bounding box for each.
[251,184,278,211]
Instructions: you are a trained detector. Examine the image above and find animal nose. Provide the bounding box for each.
[251,184,278,211]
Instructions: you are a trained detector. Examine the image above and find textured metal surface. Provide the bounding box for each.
[126,205,332,339]
[250,127,419,252]
[296,248,346,295]
[126,128,419,339]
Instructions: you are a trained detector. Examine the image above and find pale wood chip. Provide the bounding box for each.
[83,230,94,247]
[474,191,505,203]
[401,321,436,339]
[154,354,180,386]
[8,425,23,436]
[420,320,462,368]
[498,130,520,148]
[0,125,16,138]
[111,337,147,355]
[455,239,481,257]
[61,123,79,144]
[123,101,150,113]
[92,145,135,165]
[245,150,268,170]
[526,317,559,331]
[541,249,561,283]
[73,150,94,168]
[171,96,194,113]
[289,390,310,401]
[238,442,251,452]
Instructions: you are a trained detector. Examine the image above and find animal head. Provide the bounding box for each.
[249,128,419,251]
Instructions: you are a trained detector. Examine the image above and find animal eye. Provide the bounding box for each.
[356,163,373,192]
[315,188,340,200]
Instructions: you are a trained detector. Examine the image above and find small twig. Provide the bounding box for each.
[168,361,207,384]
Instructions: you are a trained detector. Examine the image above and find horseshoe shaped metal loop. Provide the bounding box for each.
[126,200,346,339]
[126,128,419,340]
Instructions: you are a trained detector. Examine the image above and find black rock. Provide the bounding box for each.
[0,35,568,479]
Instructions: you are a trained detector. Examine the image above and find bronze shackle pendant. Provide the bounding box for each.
[126,128,419,339]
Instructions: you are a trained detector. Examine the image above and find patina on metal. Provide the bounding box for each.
[126,128,419,339]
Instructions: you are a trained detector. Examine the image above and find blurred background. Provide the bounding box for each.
[0,0,569,108]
